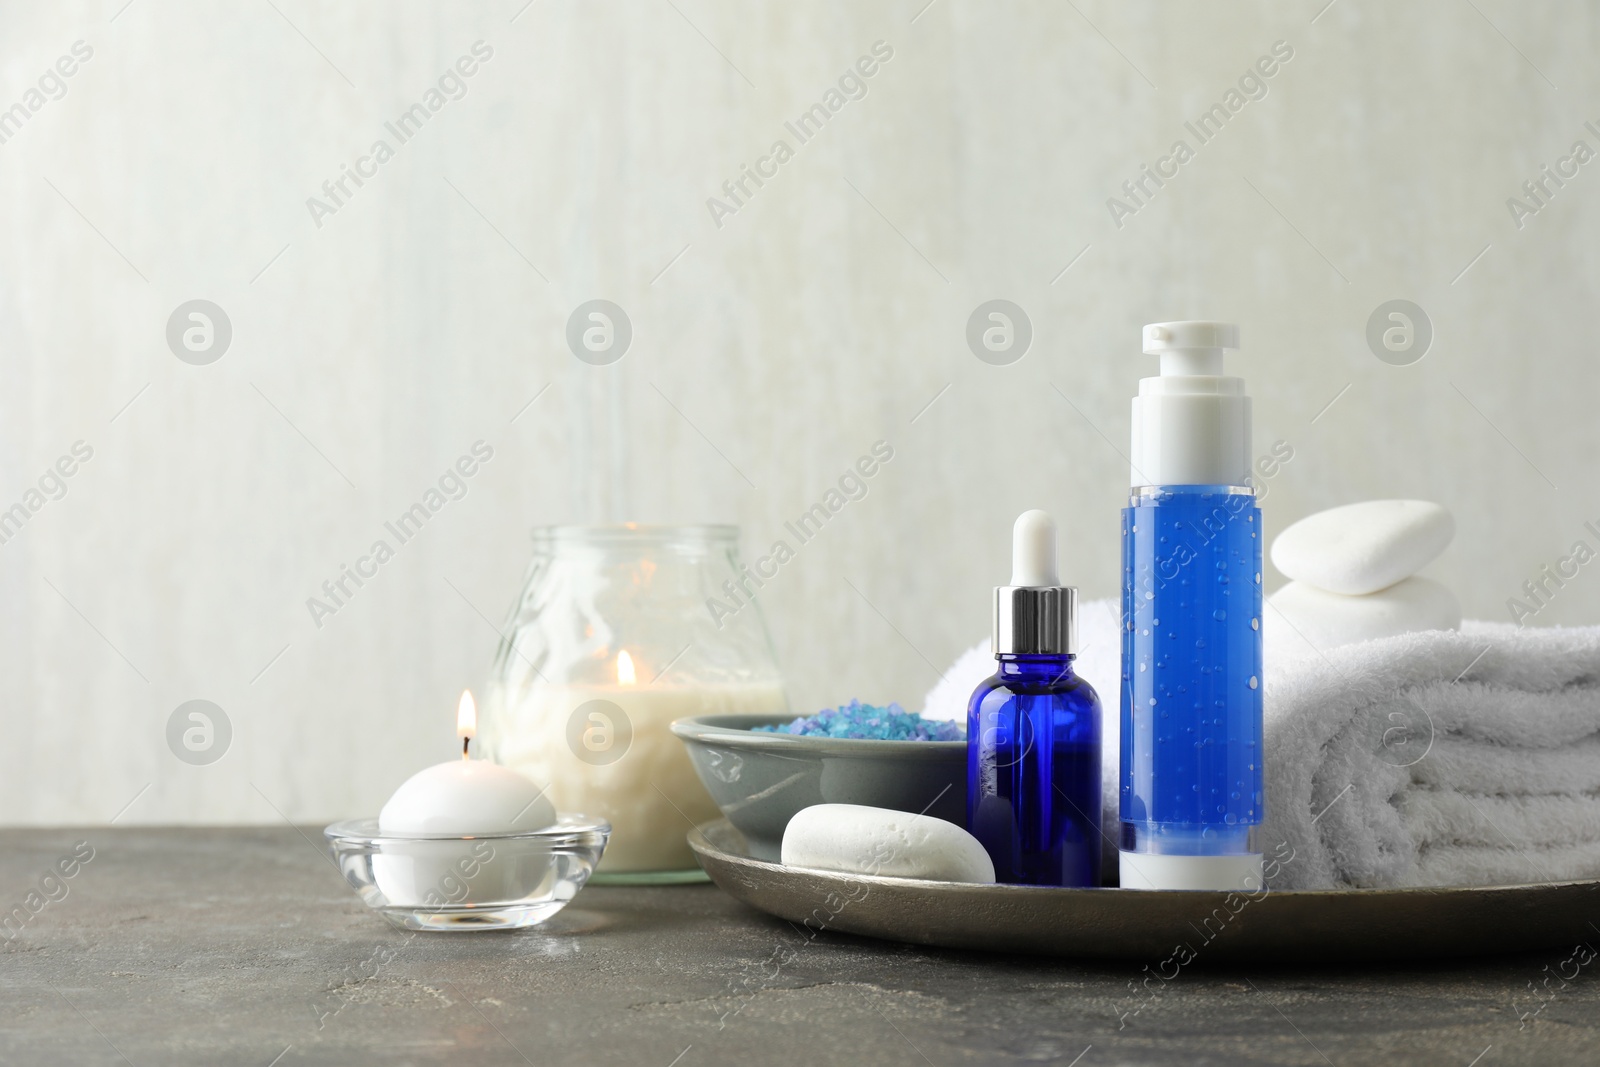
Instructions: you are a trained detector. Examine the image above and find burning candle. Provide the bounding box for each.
[379,691,555,835]
[372,691,558,909]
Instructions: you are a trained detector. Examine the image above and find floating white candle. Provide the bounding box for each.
[373,691,556,907]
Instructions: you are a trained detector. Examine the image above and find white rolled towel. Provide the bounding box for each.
[1259,620,1600,888]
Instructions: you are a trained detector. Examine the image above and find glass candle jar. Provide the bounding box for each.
[478,525,788,880]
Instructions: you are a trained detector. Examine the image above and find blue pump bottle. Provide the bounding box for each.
[1119,321,1264,892]
[968,511,1102,887]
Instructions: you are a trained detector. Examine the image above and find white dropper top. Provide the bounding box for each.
[1010,510,1059,587]
[994,510,1076,655]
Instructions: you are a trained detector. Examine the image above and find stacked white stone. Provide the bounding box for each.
[1267,500,1460,655]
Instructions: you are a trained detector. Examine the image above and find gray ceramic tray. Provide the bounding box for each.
[689,818,1600,962]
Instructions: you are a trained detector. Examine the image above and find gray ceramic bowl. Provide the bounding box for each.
[670,713,966,861]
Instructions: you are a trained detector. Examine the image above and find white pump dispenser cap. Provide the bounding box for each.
[1130,321,1252,488]
[1010,510,1059,587]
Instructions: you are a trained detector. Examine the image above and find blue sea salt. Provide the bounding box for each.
[753,699,964,741]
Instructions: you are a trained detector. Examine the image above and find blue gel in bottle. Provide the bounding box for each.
[967,510,1102,887]
[1120,489,1262,857]
[1118,322,1265,891]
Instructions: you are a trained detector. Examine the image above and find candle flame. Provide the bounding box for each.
[616,649,637,686]
[457,689,477,738]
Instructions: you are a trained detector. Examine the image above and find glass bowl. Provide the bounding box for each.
[323,814,610,932]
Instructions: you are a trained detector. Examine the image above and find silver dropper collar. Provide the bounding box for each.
[993,585,1077,655]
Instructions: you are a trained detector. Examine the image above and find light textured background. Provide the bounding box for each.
[0,0,1594,825]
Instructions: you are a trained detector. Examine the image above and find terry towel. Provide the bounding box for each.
[1256,620,1600,889]
[928,602,1600,889]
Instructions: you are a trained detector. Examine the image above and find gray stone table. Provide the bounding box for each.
[2,828,1597,1065]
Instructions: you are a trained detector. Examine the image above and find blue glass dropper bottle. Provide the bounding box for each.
[967,511,1102,887]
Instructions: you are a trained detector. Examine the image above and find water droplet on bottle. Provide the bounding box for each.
[1224,813,1238,825]
[1248,676,1259,689]
[1212,609,1227,621]
[1138,662,1147,672]
[1251,618,1260,631]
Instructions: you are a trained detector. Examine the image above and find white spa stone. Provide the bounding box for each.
[781,803,996,884]
[1267,576,1461,656]
[1271,500,1454,595]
